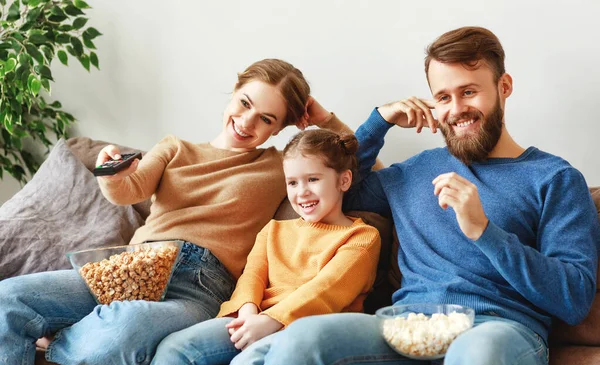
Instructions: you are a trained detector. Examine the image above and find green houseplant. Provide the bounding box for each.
[0,0,100,184]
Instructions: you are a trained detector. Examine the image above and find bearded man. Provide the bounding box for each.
[228,27,600,365]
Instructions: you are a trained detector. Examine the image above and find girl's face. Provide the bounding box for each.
[221,81,287,152]
[283,154,352,225]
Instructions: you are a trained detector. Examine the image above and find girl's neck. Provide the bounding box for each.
[319,213,354,227]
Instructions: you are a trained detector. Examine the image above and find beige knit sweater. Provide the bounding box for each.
[98,135,286,278]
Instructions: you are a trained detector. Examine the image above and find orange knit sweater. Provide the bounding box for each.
[98,135,286,278]
[217,217,381,326]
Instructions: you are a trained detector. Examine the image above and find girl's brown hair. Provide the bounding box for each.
[283,129,359,181]
[425,26,506,82]
[236,59,310,127]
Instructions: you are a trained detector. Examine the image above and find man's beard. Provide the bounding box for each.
[439,98,504,165]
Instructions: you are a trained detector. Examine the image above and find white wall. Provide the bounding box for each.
[2,0,599,204]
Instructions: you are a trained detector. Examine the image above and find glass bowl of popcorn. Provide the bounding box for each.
[376,303,474,360]
[67,241,183,305]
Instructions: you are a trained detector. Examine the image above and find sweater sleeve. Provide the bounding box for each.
[98,135,177,205]
[217,222,271,317]
[343,108,394,216]
[261,227,381,326]
[475,168,600,325]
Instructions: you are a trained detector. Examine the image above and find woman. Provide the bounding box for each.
[0,59,351,365]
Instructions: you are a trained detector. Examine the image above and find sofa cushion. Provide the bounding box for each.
[65,137,152,220]
[0,139,144,280]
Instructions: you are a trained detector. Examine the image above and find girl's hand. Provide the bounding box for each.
[227,314,283,350]
[95,145,139,181]
[228,303,259,335]
[296,96,332,130]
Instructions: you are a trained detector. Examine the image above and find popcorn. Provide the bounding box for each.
[79,246,178,304]
[382,312,472,358]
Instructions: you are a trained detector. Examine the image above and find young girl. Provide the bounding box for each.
[152,129,381,364]
[0,59,353,364]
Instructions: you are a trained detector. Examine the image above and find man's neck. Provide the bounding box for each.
[487,125,525,159]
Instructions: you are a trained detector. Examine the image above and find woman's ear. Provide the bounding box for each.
[339,170,353,192]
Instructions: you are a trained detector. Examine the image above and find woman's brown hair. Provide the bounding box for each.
[425,26,506,82]
[236,59,310,127]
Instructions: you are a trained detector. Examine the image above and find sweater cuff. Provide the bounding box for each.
[364,108,394,136]
[474,221,510,257]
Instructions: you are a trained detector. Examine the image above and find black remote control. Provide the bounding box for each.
[93,152,142,177]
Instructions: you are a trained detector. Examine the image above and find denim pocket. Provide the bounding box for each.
[197,266,235,303]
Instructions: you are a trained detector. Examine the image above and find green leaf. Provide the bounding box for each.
[57,49,68,65]
[78,53,90,71]
[58,24,73,32]
[90,51,99,70]
[20,22,34,32]
[18,52,32,67]
[70,37,83,56]
[48,15,68,23]
[35,64,53,80]
[72,17,88,30]
[3,112,14,134]
[7,2,21,22]
[83,27,102,39]
[27,0,42,7]
[73,0,90,9]
[66,45,76,56]
[55,33,71,44]
[25,44,44,63]
[40,77,50,92]
[0,50,9,62]
[28,75,42,95]
[50,100,61,108]
[40,45,54,62]
[82,37,95,49]
[50,6,66,17]
[64,5,84,16]
[4,58,17,72]
[26,6,43,22]
[29,34,47,45]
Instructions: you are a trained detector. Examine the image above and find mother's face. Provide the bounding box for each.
[221,81,287,152]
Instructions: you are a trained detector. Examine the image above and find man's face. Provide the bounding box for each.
[428,60,504,164]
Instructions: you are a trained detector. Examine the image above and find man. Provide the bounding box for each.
[234,27,600,365]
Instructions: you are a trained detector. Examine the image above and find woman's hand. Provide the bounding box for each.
[227,314,283,350]
[296,96,332,130]
[95,145,139,180]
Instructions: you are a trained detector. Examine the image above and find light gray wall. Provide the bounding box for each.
[2,0,599,204]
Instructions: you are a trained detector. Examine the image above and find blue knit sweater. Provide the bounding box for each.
[345,109,600,343]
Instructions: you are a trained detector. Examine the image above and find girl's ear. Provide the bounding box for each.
[339,170,353,192]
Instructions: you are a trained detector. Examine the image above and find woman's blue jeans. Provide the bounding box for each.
[246,313,549,365]
[0,242,235,365]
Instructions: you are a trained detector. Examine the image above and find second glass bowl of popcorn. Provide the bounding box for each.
[67,241,183,305]
[376,303,474,360]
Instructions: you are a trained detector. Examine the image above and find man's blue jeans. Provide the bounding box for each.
[0,242,235,365]
[245,313,549,365]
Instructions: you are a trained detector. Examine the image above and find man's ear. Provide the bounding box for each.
[339,170,353,192]
[498,73,513,99]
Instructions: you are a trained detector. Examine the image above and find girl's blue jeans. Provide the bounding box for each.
[0,242,235,365]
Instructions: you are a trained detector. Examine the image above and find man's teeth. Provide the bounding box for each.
[233,123,250,137]
[300,202,317,208]
[455,120,475,128]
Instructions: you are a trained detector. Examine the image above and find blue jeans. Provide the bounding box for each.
[252,313,549,365]
[0,242,235,365]
[152,317,278,364]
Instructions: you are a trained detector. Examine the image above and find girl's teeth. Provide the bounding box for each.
[300,202,317,208]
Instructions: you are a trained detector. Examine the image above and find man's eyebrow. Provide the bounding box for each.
[433,83,481,99]
[243,93,278,121]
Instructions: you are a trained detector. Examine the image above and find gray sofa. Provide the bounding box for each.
[0,137,597,364]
